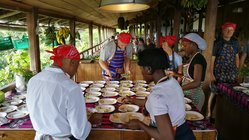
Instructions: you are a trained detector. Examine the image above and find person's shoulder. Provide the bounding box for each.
[102,41,116,51]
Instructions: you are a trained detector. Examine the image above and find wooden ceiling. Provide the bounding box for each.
[0,0,158,30]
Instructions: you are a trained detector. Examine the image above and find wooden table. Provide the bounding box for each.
[0,129,216,140]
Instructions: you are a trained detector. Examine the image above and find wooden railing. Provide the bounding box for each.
[80,38,110,59]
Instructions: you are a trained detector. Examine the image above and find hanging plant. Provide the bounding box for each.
[75,31,81,40]
[56,27,70,45]
[44,25,56,46]
[181,0,208,9]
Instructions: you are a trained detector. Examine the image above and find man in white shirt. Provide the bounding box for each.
[27,45,99,140]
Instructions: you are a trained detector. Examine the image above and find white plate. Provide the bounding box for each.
[17,104,28,112]
[120,83,133,88]
[79,83,89,88]
[98,98,117,105]
[118,104,139,112]
[86,87,101,92]
[0,112,7,118]
[147,87,153,92]
[119,91,135,97]
[95,105,115,113]
[120,80,133,84]
[106,84,119,88]
[102,91,119,97]
[119,87,131,91]
[6,111,29,120]
[136,83,148,87]
[240,83,249,88]
[91,84,105,88]
[85,91,102,97]
[107,81,120,84]
[136,91,150,97]
[233,86,248,91]
[110,112,144,124]
[94,81,106,84]
[242,89,249,95]
[133,87,147,92]
[0,106,17,113]
[1,99,23,106]
[102,87,116,92]
[185,111,204,121]
[80,81,94,84]
[12,95,26,100]
[85,96,99,103]
[184,97,192,104]
[135,80,147,84]
[185,104,192,111]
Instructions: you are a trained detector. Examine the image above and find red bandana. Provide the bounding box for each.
[118,32,131,44]
[221,22,237,30]
[46,45,80,67]
[160,35,176,46]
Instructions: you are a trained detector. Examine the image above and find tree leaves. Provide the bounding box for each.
[181,0,208,9]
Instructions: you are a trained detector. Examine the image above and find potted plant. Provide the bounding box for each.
[6,50,35,91]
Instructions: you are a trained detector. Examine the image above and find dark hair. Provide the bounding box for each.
[138,48,170,72]
[138,38,144,43]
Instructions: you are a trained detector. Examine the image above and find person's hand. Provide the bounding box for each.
[104,70,112,81]
[167,70,176,77]
[126,119,141,130]
[210,73,216,82]
[89,113,102,126]
[116,68,124,74]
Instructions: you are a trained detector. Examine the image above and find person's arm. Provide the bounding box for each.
[67,87,91,139]
[127,114,174,140]
[99,59,112,78]
[239,52,247,68]
[210,56,216,82]
[177,65,183,83]
[236,54,240,68]
[124,57,131,74]
[182,64,203,90]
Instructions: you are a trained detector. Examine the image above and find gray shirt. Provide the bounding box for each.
[100,40,133,61]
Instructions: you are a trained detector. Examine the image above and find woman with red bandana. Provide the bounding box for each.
[27,45,101,140]
[160,35,183,83]
[207,22,240,119]
[99,32,133,81]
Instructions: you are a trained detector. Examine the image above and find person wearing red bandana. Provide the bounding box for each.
[207,22,240,119]
[99,32,133,81]
[27,45,101,140]
[160,35,183,83]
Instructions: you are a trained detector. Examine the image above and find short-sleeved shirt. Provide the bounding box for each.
[188,53,207,81]
[145,78,186,127]
[169,52,183,70]
[100,40,133,61]
[212,37,239,57]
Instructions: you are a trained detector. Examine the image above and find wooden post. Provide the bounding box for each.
[89,22,93,54]
[27,8,41,73]
[203,0,218,83]
[173,7,181,51]
[140,23,142,37]
[149,21,154,40]
[69,20,75,46]
[156,17,161,48]
[102,26,105,41]
[144,22,148,42]
[98,25,101,44]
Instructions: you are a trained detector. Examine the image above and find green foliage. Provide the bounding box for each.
[181,0,208,9]
[239,64,249,77]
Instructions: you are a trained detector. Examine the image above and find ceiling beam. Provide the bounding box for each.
[0,11,21,19]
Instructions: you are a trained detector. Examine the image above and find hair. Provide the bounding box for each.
[138,38,144,43]
[138,48,170,72]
